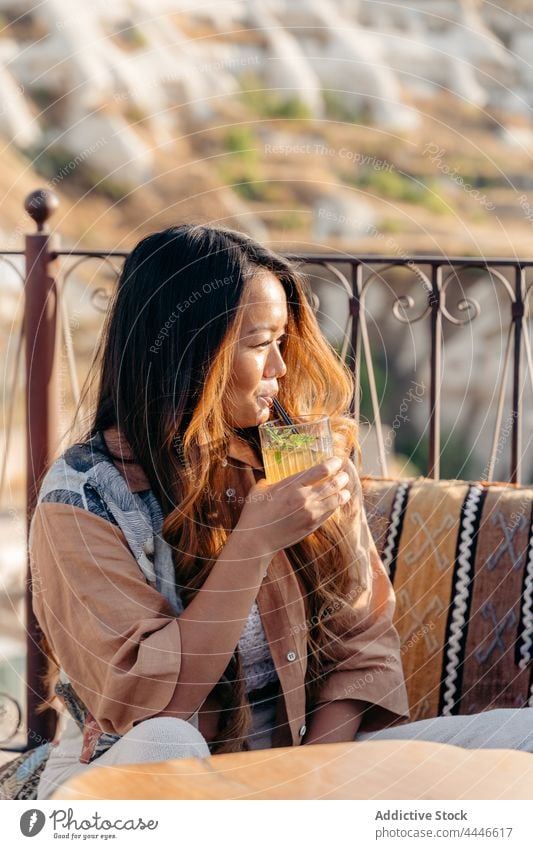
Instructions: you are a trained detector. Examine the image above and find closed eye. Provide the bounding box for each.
[253,334,287,349]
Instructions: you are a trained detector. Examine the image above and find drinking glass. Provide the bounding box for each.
[258,414,333,483]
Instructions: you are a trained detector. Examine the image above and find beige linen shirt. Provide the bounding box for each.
[30,427,409,749]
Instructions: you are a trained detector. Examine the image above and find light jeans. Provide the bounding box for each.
[39,705,533,799]
[37,698,277,800]
[356,708,533,751]
[37,713,210,800]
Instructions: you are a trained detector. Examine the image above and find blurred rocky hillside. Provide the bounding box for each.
[1,0,533,254]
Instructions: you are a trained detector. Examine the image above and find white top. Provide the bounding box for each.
[239,601,279,693]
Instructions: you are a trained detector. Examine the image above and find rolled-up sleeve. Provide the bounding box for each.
[311,480,410,731]
[29,501,183,736]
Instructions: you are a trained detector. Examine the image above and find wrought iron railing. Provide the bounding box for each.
[1,187,533,752]
[284,254,533,484]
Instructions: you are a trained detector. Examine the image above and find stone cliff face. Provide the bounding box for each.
[0,0,531,184]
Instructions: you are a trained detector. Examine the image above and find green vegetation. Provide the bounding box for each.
[345,167,449,214]
[219,126,277,201]
[266,97,312,120]
[395,427,476,481]
[354,355,470,478]
[379,217,405,234]
[239,72,312,120]
[26,144,130,203]
[217,165,270,202]
[222,127,258,163]
[323,90,366,123]
[230,177,267,201]
[84,172,131,203]
[27,144,77,181]
[273,210,307,231]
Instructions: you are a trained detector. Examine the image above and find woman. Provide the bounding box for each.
[28,225,532,802]
[28,224,407,798]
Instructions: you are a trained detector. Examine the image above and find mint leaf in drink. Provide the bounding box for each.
[265,423,293,444]
[267,427,317,462]
[288,434,315,448]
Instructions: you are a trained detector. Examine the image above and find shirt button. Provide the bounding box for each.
[299,724,306,737]
[221,458,228,467]
[287,651,297,662]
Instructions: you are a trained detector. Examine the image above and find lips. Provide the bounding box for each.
[257,388,278,407]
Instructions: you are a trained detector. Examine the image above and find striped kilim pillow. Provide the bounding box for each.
[361,475,533,721]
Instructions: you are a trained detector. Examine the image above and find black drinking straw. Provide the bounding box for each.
[271,397,300,435]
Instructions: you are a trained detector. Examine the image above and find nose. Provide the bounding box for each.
[264,342,287,379]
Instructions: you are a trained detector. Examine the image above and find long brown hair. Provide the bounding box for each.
[37,225,364,752]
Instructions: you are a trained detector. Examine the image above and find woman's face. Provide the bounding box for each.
[225,272,288,429]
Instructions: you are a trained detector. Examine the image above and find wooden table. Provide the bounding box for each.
[51,739,533,800]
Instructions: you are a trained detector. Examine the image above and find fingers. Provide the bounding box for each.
[315,470,351,501]
[320,488,352,514]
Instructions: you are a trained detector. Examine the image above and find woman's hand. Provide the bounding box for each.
[234,455,358,555]
[339,453,362,520]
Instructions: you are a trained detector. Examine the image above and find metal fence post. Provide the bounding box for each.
[428,264,442,481]
[24,188,60,748]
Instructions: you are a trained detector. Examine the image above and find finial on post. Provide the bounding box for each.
[24,188,59,232]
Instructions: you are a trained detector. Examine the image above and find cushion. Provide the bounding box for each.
[361,475,533,721]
